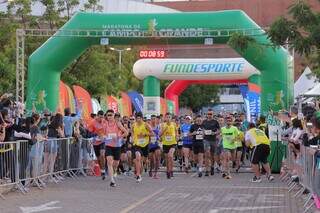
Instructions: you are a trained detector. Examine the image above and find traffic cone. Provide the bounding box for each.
[94,163,101,176]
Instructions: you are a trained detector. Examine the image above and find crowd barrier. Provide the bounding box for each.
[280,141,320,213]
[0,137,95,199]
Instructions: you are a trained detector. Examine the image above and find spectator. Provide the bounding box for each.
[288,118,304,157]
[303,112,320,147]
[64,106,82,138]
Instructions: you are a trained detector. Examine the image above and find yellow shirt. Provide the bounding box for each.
[235,130,244,148]
[132,122,149,147]
[246,128,270,148]
[161,122,177,145]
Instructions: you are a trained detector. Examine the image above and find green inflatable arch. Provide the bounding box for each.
[27,10,293,114]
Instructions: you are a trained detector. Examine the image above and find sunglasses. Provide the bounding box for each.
[107,114,113,117]
[207,113,213,115]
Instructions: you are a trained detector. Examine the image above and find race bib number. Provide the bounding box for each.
[138,138,146,145]
[165,136,173,141]
[183,132,188,137]
[196,134,204,140]
[204,130,212,135]
[108,133,117,139]
[225,136,233,141]
[150,137,157,144]
[178,141,183,146]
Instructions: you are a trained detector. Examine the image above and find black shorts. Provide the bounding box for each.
[120,144,127,154]
[105,146,121,161]
[183,144,193,150]
[251,144,270,165]
[149,146,160,153]
[163,145,176,154]
[133,146,149,158]
[193,143,204,155]
[93,143,105,158]
[236,147,243,152]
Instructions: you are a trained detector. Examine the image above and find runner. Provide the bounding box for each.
[175,116,183,171]
[221,116,238,179]
[88,110,107,180]
[132,112,153,182]
[148,115,161,179]
[245,123,274,182]
[160,113,178,179]
[180,115,193,173]
[202,109,220,176]
[234,120,244,173]
[104,110,128,187]
[119,116,130,174]
[189,115,205,177]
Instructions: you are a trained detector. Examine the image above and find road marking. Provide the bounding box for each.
[190,173,197,177]
[120,188,165,213]
[20,201,61,213]
[177,185,288,190]
[209,206,285,213]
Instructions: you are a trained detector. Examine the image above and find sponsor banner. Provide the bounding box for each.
[121,92,133,117]
[107,96,119,113]
[91,98,101,114]
[73,85,93,123]
[127,91,143,113]
[58,81,76,114]
[247,91,261,123]
[160,97,168,115]
[167,100,175,114]
[143,96,160,116]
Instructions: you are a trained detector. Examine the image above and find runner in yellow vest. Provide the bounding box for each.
[245,123,274,183]
[132,112,153,183]
[160,113,178,179]
[234,121,244,173]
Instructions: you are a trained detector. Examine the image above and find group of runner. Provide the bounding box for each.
[88,108,274,187]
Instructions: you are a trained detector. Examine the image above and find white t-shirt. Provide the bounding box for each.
[245,131,257,147]
[290,128,304,144]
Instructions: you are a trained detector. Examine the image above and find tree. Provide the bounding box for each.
[7,0,32,29]
[267,0,320,77]
[40,0,62,29]
[83,0,103,12]
[179,85,219,112]
[57,0,79,20]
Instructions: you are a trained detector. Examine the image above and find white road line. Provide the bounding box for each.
[20,201,61,213]
[190,173,198,177]
[177,186,288,190]
[120,188,165,213]
[209,205,285,213]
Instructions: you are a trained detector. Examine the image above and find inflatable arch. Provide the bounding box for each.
[133,58,260,116]
[26,11,293,114]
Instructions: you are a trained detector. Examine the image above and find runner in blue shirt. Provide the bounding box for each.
[149,115,161,179]
[180,115,193,173]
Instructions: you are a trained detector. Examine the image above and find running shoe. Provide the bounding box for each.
[136,175,142,183]
[222,173,227,178]
[268,175,275,182]
[225,175,232,179]
[166,172,171,179]
[251,176,262,183]
[198,172,203,178]
[110,181,116,187]
[210,167,215,176]
[205,171,209,177]
[102,172,106,180]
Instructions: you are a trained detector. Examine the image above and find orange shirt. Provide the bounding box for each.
[88,119,106,145]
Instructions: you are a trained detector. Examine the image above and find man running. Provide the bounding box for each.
[189,115,205,177]
[234,120,244,173]
[148,115,161,179]
[160,113,178,179]
[221,116,238,179]
[104,110,128,187]
[180,115,193,173]
[132,112,153,182]
[88,110,107,180]
[245,123,274,182]
[202,109,220,176]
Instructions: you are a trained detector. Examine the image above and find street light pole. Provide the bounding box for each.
[109,47,131,70]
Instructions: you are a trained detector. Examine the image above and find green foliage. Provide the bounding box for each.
[61,46,141,98]
[83,0,103,12]
[57,0,79,20]
[179,85,219,112]
[227,32,255,53]
[268,0,320,77]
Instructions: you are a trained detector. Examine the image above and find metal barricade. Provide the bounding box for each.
[281,141,320,213]
[0,140,29,199]
[0,137,96,199]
